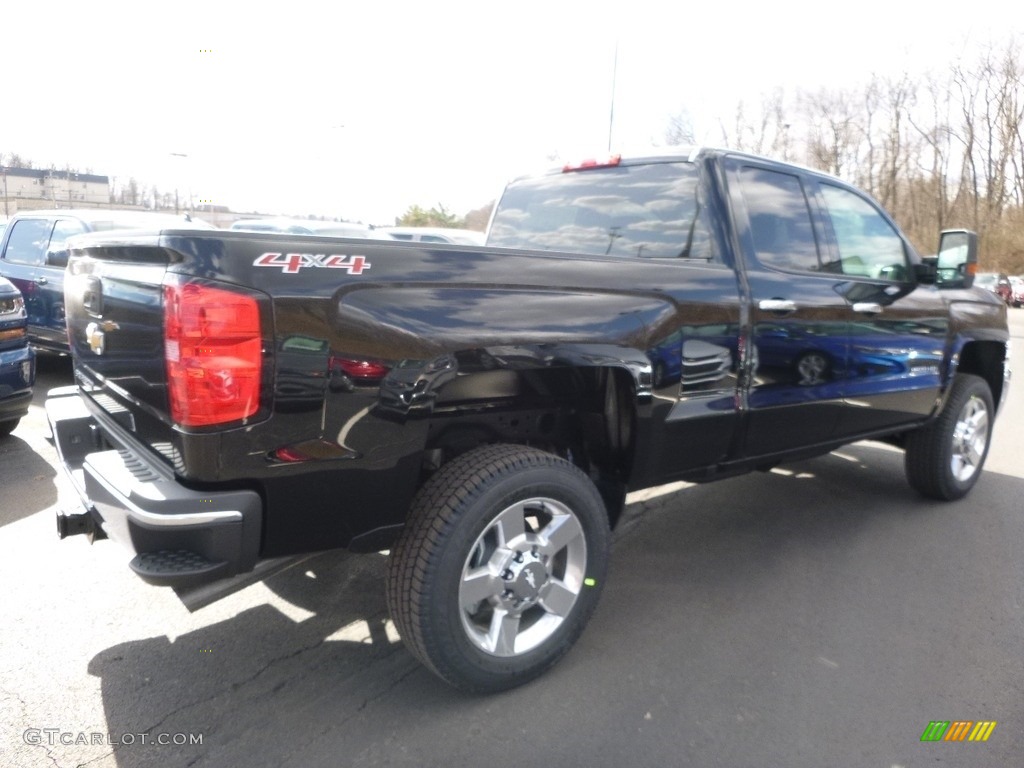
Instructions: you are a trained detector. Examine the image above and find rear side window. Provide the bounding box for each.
[488,162,718,262]
[819,183,909,280]
[3,218,55,266]
[48,219,88,258]
[738,167,820,272]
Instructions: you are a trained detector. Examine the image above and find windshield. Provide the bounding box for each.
[487,161,715,260]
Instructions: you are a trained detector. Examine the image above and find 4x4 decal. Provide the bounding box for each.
[253,252,370,275]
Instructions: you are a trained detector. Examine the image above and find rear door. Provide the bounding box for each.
[36,217,87,349]
[727,158,851,457]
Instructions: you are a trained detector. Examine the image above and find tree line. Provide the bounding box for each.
[701,37,1023,273]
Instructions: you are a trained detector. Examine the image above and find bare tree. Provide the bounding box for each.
[718,89,791,158]
[1,152,33,168]
[875,75,917,214]
[800,87,859,177]
[664,107,695,146]
[715,35,1023,271]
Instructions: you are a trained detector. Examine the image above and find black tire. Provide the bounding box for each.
[386,444,610,693]
[0,419,19,438]
[905,373,994,500]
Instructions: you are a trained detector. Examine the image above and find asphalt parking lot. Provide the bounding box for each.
[3,311,1023,768]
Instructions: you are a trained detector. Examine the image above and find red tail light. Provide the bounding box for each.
[164,282,262,427]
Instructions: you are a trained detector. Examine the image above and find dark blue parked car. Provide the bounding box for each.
[0,209,212,353]
[0,276,35,436]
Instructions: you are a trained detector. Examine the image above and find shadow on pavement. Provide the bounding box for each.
[1,352,72,527]
[76,442,1023,767]
[0,433,57,526]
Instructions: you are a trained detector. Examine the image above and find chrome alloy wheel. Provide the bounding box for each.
[950,394,989,483]
[796,352,829,385]
[459,497,587,657]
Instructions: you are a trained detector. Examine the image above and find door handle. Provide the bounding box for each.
[758,299,797,313]
[36,277,48,285]
[852,302,883,314]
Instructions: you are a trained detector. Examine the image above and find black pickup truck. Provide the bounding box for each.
[48,148,1010,692]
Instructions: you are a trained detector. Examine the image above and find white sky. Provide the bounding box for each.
[3,0,1015,224]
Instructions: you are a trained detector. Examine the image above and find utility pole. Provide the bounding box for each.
[170,152,190,216]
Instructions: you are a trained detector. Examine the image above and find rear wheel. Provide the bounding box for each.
[905,373,993,500]
[386,444,610,693]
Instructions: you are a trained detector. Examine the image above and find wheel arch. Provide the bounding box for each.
[421,349,650,530]
[951,339,1008,413]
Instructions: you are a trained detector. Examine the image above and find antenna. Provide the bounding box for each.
[607,41,618,152]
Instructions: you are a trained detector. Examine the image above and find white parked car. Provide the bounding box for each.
[230,218,394,239]
[380,226,485,245]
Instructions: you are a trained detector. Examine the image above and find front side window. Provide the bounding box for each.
[820,183,908,281]
[488,161,718,262]
[738,167,821,272]
[3,218,54,266]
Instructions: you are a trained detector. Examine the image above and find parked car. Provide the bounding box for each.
[0,209,213,353]
[230,218,394,239]
[1008,275,1024,307]
[380,226,485,245]
[974,272,1012,305]
[0,276,35,436]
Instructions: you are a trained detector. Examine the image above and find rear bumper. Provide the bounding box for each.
[46,386,263,589]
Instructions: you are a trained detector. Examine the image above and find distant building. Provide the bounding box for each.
[1,167,110,214]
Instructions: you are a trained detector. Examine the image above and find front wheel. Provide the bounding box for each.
[386,444,610,693]
[904,373,994,500]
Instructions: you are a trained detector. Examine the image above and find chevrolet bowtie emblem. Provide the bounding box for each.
[84,320,119,355]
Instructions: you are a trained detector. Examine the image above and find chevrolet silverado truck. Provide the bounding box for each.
[47,148,1010,692]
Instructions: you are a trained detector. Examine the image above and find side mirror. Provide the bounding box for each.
[935,229,977,289]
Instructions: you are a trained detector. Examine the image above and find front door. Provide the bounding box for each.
[810,180,947,437]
